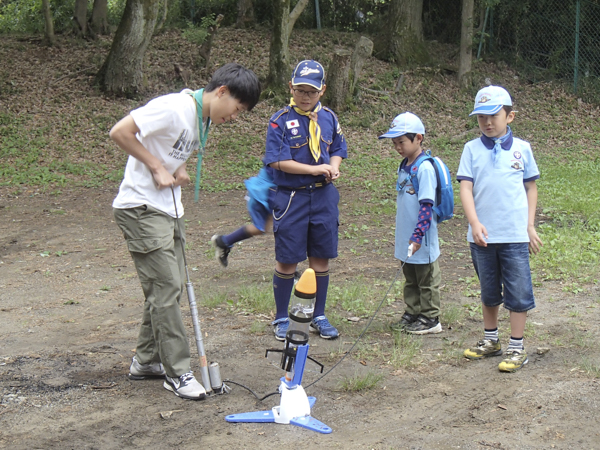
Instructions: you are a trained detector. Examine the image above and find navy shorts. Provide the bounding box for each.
[470,242,535,312]
[272,183,339,264]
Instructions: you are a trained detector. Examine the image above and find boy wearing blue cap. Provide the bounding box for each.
[379,112,443,334]
[457,85,542,372]
[110,64,261,399]
[263,60,348,341]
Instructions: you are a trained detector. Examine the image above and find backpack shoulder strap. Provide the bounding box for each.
[409,153,434,194]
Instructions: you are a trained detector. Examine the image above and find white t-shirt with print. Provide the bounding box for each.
[112,90,199,218]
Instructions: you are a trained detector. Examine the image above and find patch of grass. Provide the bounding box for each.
[228,283,273,315]
[327,277,399,316]
[390,332,422,369]
[463,301,482,318]
[249,320,266,335]
[440,303,464,326]
[202,291,229,309]
[579,357,600,378]
[337,370,384,392]
[100,285,111,291]
[532,156,600,282]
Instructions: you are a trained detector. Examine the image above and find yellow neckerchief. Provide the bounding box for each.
[290,98,322,162]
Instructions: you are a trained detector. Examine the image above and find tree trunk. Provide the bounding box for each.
[287,0,309,39]
[349,36,373,95]
[374,0,427,66]
[325,49,352,111]
[154,0,168,32]
[267,0,291,89]
[90,0,110,35]
[96,0,159,97]
[458,0,474,88]
[199,14,224,70]
[73,0,88,37]
[235,0,254,28]
[41,0,56,46]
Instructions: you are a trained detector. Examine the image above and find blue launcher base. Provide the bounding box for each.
[225,397,332,434]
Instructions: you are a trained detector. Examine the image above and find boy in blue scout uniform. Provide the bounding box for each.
[457,85,542,372]
[110,64,261,399]
[379,112,443,335]
[264,60,348,341]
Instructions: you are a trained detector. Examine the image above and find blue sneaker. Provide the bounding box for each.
[310,315,339,339]
[272,318,289,341]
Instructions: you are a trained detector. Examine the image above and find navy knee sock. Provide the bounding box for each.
[313,270,330,318]
[273,270,295,320]
[222,226,252,247]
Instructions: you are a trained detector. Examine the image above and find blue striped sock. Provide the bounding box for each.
[484,328,499,342]
[508,336,524,352]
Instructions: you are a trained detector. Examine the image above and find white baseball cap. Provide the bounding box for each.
[470,85,512,116]
[378,112,425,139]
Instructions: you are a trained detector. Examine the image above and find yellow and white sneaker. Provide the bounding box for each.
[463,339,502,360]
[498,349,529,372]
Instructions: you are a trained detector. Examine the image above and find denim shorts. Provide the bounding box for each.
[469,242,535,312]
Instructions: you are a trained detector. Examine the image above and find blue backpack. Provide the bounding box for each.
[398,150,454,222]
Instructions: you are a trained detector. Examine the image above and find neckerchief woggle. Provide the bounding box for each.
[190,89,211,202]
[290,98,322,162]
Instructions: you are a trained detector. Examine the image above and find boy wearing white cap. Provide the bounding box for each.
[379,112,442,335]
[457,85,542,372]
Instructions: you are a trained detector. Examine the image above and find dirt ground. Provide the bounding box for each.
[1,185,599,449]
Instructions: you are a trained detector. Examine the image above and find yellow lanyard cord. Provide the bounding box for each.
[290,98,322,162]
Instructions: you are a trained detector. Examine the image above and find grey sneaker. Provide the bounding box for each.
[128,356,166,380]
[211,235,231,267]
[404,315,442,335]
[163,372,206,400]
[391,312,418,331]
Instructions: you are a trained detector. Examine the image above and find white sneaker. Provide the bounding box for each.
[163,372,206,400]
[128,356,166,380]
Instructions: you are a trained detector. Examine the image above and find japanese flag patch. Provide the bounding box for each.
[286,120,300,129]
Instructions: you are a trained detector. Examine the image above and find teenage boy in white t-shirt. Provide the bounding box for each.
[457,85,542,372]
[110,64,261,399]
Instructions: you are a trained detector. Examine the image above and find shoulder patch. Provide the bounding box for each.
[270,107,291,123]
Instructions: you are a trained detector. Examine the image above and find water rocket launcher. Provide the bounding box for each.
[225,269,331,434]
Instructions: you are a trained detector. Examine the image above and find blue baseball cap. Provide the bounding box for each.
[470,85,512,116]
[291,60,325,90]
[378,112,425,139]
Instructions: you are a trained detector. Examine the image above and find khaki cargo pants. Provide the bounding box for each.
[402,260,441,319]
[114,205,191,377]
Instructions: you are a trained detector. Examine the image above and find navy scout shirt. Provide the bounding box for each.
[263,104,348,187]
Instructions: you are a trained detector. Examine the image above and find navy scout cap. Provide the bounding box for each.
[291,60,325,90]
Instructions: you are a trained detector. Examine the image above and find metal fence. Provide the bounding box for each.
[479,0,600,99]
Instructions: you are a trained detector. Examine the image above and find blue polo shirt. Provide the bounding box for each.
[263,104,348,187]
[396,153,440,264]
[456,132,540,243]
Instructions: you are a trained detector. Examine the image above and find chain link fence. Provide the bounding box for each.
[481,0,600,100]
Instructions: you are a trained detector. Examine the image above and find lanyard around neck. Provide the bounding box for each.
[190,89,211,202]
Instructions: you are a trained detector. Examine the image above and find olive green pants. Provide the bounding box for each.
[402,260,441,319]
[114,205,190,378]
